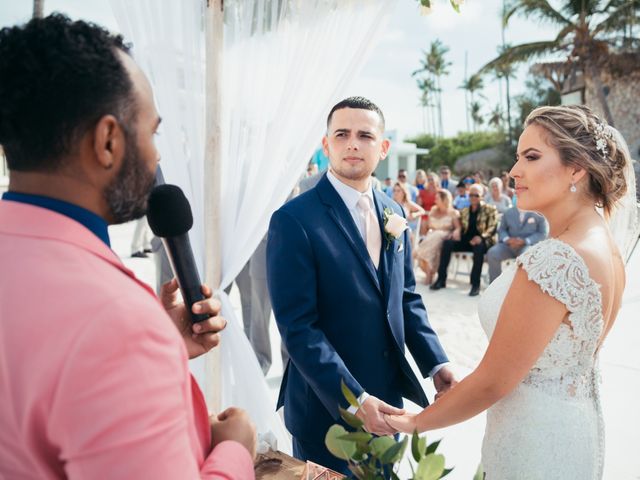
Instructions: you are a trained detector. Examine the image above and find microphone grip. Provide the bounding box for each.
[162,235,210,323]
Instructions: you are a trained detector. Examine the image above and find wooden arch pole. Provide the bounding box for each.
[204,0,224,412]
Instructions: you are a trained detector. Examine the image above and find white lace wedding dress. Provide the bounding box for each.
[477,238,605,480]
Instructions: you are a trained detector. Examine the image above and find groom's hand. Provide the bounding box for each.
[355,396,405,436]
[433,366,458,401]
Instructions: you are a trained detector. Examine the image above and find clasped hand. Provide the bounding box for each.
[381,366,458,434]
[160,278,227,359]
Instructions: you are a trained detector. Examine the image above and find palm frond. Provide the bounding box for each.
[504,0,572,28]
[478,41,565,75]
[593,3,640,36]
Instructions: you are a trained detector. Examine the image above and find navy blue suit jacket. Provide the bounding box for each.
[266,174,448,443]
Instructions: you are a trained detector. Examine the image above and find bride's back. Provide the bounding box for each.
[563,216,626,351]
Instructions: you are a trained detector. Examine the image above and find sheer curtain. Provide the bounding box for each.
[110,0,396,453]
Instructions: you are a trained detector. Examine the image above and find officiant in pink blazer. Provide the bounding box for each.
[0,15,255,479]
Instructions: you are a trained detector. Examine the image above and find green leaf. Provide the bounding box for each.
[411,431,422,462]
[473,463,485,480]
[449,0,460,13]
[441,467,454,478]
[339,407,365,429]
[325,425,357,461]
[425,439,442,455]
[379,436,408,464]
[415,453,445,480]
[339,432,373,443]
[369,436,395,457]
[418,437,427,459]
[420,0,432,8]
[341,379,359,408]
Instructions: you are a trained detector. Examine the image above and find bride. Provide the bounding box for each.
[386,105,637,479]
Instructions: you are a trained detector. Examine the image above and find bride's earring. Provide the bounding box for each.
[570,182,577,193]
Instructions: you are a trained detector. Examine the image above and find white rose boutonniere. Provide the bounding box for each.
[383,207,408,250]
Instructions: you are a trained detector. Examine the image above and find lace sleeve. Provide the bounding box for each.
[516,238,602,337]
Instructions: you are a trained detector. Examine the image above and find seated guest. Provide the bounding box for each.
[398,168,419,201]
[484,177,512,214]
[415,189,460,285]
[417,171,439,236]
[500,170,515,199]
[0,15,256,478]
[439,166,457,194]
[452,180,470,210]
[392,182,425,249]
[487,206,548,282]
[430,184,498,296]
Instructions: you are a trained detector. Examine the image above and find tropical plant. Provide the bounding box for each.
[416,0,465,12]
[478,0,640,126]
[513,75,562,139]
[325,381,457,479]
[413,40,452,137]
[488,44,517,142]
[488,104,504,130]
[407,131,508,172]
[469,101,484,132]
[459,74,485,132]
[417,77,439,136]
[33,0,44,19]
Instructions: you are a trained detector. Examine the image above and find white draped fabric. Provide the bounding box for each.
[110,0,395,453]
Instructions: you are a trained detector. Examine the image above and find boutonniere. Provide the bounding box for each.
[383,207,408,250]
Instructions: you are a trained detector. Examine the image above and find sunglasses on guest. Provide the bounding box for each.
[469,193,481,198]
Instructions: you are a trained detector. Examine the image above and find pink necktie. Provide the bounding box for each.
[357,195,382,269]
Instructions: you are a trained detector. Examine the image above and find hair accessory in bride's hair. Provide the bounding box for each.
[592,120,614,159]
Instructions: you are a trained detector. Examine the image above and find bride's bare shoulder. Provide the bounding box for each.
[561,226,624,286]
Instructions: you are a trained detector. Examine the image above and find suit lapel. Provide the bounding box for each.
[316,175,382,294]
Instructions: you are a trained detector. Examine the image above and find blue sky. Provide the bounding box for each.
[0,0,559,139]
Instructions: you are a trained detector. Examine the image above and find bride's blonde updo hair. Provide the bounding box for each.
[524,105,630,216]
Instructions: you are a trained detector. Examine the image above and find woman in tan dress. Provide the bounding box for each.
[392,181,425,251]
[416,189,461,284]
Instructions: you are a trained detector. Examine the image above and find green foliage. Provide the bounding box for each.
[325,380,454,479]
[513,76,561,140]
[405,131,508,172]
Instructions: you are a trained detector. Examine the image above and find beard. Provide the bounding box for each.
[103,129,156,225]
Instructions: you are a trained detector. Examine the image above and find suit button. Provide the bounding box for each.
[383,350,389,358]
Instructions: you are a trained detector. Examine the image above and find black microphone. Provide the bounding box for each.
[147,184,210,323]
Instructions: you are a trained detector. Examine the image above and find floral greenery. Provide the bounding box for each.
[417,0,462,13]
[324,380,463,480]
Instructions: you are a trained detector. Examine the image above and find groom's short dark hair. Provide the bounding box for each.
[326,96,385,131]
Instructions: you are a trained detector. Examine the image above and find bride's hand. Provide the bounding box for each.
[384,413,418,434]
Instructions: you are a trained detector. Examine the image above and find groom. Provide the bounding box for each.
[267,97,454,473]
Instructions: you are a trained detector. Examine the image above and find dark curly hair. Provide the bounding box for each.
[0,14,135,172]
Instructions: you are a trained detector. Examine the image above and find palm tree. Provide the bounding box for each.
[459,73,484,132]
[488,104,504,130]
[33,0,44,18]
[489,46,517,143]
[417,77,438,135]
[470,101,485,131]
[479,0,640,126]
[413,39,451,137]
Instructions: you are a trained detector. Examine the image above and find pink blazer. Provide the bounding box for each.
[0,201,254,479]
